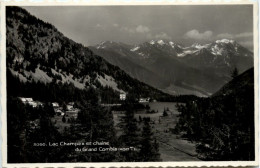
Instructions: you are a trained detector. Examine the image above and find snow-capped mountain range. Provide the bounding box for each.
[129,39,252,59]
[90,39,253,97]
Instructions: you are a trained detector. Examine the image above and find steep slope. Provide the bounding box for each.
[213,67,254,97]
[6,6,171,100]
[89,42,169,88]
[145,55,225,96]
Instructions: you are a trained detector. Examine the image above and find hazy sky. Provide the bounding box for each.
[22,5,253,50]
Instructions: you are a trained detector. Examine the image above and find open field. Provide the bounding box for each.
[113,102,200,161]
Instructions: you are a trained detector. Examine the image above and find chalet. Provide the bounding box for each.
[52,102,59,108]
[139,97,150,103]
[51,101,80,118]
[28,101,37,108]
[55,109,65,116]
[36,101,43,107]
[19,97,27,103]
[66,108,80,118]
[67,105,73,110]
[120,93,126,101]
[18,97,39,108]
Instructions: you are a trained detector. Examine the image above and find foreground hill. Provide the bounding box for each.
[213,67,254,97]
[6,6,172,101]
[174,67,254,160]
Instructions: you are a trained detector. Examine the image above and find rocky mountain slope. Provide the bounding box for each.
[91,39,253,96]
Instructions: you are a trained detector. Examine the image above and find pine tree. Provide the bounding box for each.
[163,108,168,117]
[139,120,161,161]
[62,116,66,123]
[119,94,140,161]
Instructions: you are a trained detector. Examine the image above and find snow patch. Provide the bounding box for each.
[177,50,197,57]
[157,40,165,45]
[192,43,208,49]
[177,45,183,49]
[97,45,106,49]
[169,41,175,48]
[138,52,149,59]
[211,44,223,55]
[216,39,234,44]
[149,40,155,45]
[130,46,140,52]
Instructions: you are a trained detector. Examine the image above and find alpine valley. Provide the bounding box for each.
[7,6,253,98]
[5,6,255,163]
[90,39,253,96]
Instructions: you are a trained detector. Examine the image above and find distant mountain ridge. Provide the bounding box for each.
[90,39,253,96]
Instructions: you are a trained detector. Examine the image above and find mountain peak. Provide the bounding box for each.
[148,40,180,49]
[157,40,166,45]
[149,39,171,46]
[149,40,155,45]
[215,39,235,44]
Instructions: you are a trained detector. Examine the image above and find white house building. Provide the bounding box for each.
[120,93,126,101]
[19,97,38,108]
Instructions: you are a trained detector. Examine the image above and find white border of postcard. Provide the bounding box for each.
[1,1,259,167]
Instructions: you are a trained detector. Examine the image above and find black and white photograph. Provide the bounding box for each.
[1,3,258,166]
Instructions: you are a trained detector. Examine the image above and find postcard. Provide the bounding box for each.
[1,1,259,167]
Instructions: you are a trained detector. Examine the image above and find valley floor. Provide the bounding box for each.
[113,102,200,161]
[154,116,199,161]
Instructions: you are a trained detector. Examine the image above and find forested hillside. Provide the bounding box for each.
[6,6,172,101]
[174,68,254,160]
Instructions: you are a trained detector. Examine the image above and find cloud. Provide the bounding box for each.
[120,27,135,34]
[184,29,213,40]
[154,32,172,40]
[146,32,172,40]
[136,25,150,33]
[235,32,253,38]
[119,25,150,34]
[216,32,253,39]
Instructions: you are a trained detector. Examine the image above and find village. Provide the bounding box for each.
[19,93,148,115]
[19,97,80,118]
[19,93,151,116]
[18,93,153,132]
